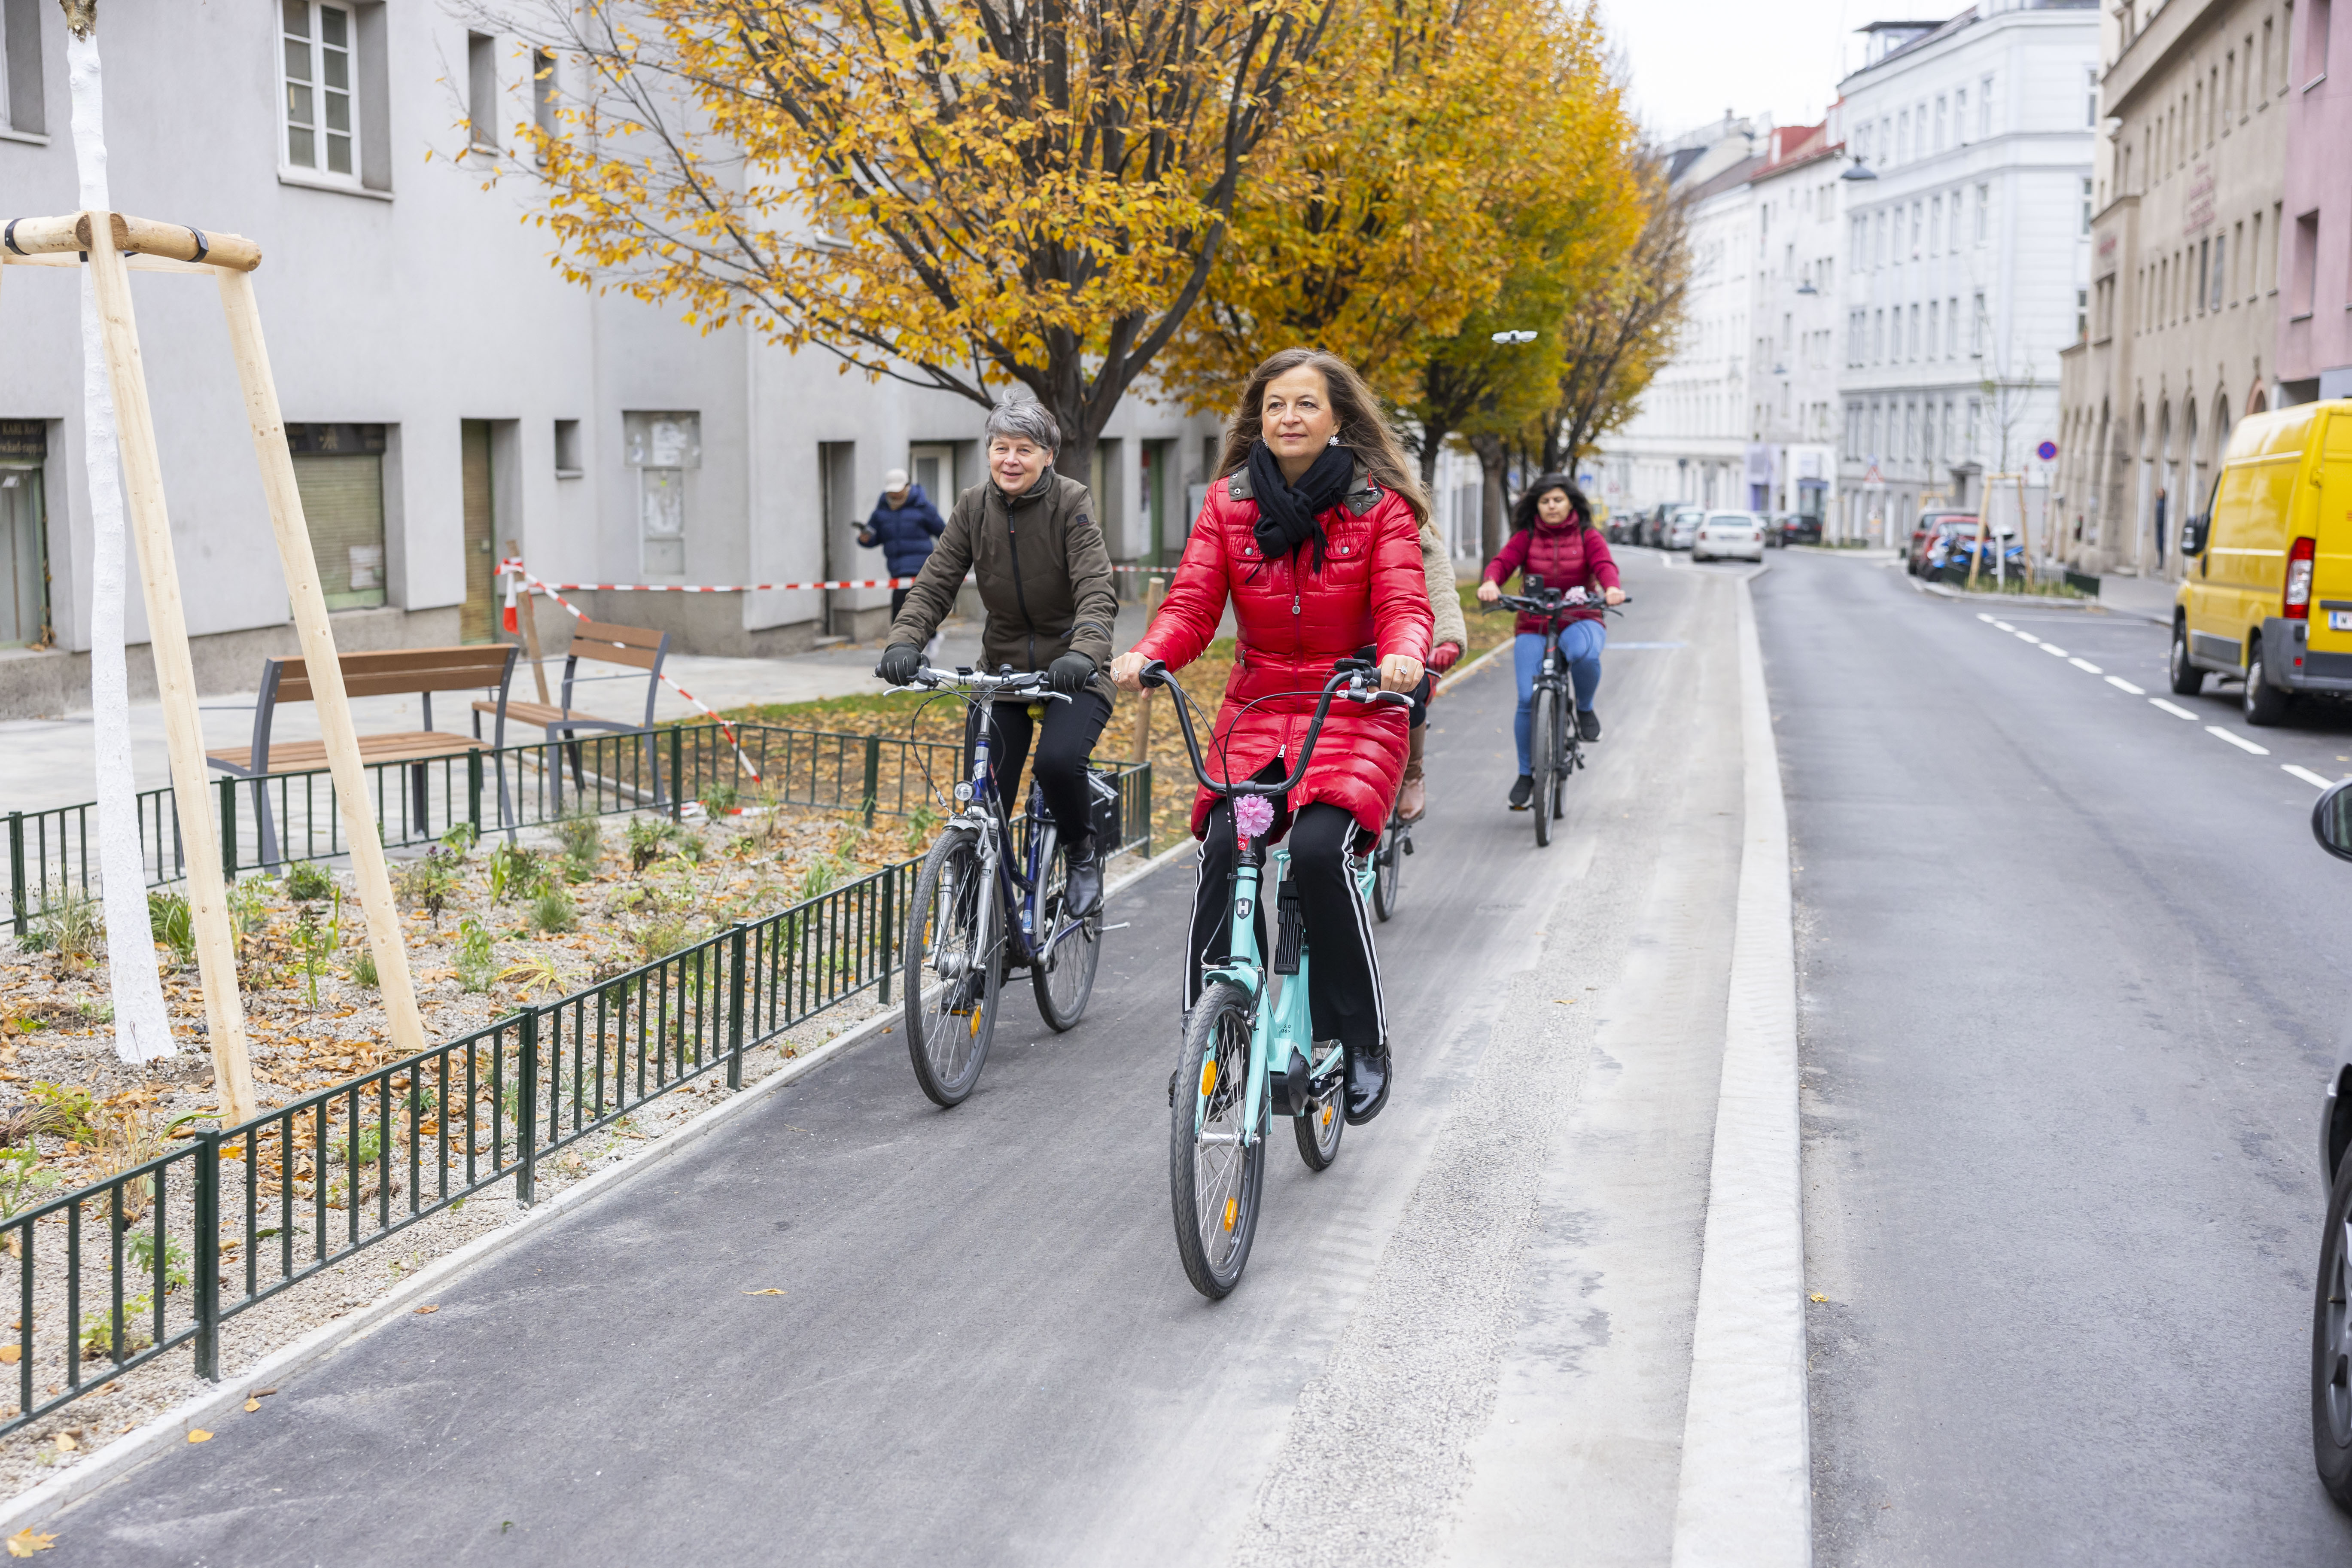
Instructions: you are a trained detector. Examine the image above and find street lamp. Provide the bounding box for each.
[1491,329,1540,344]
[1840,155,1878,182]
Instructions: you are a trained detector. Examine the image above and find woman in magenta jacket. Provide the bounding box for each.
[1476,475,1624,809]
[1111,348,1432,1124]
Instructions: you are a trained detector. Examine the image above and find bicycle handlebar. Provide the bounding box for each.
[905,664,1071,702]
[1139,658,1409,802]
[1486,590,1631,618]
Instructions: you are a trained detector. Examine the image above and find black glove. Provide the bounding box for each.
[1047,652,1095,695]
[876,644,924,686]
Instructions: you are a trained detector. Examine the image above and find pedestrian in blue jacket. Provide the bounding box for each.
[860,468,946,622]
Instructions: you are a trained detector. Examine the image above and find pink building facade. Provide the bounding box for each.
[2279,0,2352,399]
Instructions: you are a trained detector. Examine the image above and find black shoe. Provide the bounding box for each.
[1063,841,1102,919]
[1507,775,1534,810]
[1576,709,1601,743]
[1343,1041,1391,1125]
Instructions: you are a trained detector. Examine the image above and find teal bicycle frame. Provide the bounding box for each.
[1192,843,1372,1145]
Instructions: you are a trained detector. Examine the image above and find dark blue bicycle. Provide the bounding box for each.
[896,664,1108,1106]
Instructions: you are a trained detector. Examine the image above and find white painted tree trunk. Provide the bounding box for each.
[67,12,173,1064]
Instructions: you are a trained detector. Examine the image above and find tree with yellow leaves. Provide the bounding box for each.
[1162,0,1639,417]
[1537,160,1691,473]
[494,0,1334,484]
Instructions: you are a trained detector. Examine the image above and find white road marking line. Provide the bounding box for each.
[2285,764,2336,788]
[2039,643,2069,658]
[2015,631,2041,644]
[1976,612,1996,623]
[2068,657,2103,673]
[1992,621,2016,632]
[2206,725,2271,755]
[2107,676,2147,695]
[2150,698,2199,719]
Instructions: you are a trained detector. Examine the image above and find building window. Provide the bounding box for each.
[625,412,700,576]
[1979,75,1994,138]
[1,0,45,137]
[1873,309,1885,362]
[1929,299,1941,356]
[286,423,388,610]
[1935,95,1948,150]
[2294,209,2320,314]
[2081,177,2094,234]
[1948,295,1960,355]
[282,1,358,180]
[1911,201,1923,257]
[2077,288,2090,341]
[2087,67,2099,127]
[1909,303,1921,359]
[467,30,497,152]
[1971,291,1987,356]
[531,49,557,161]
[1955,87,1968,141]
[553,419,582,478]
[1975,183,1990,244]
[2307,0,2332,87]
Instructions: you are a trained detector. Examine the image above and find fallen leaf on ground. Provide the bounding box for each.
[243,1399,259,1413]
[1809,1293,1828,1303]
[50,1434,75,1452]
[0,1346,20,1365]
[414,1304,438,1315]
[741,1288,786,1296]
[5,1526,55,1556]
[186,1429,212,1443]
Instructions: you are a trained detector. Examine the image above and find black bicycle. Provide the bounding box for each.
[1369,791,1411,921]
[1486,579,1628,847]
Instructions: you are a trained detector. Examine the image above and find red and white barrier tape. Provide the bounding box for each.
[500,562,763,785]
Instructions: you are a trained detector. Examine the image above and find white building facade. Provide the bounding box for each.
[1745,122,1847,530]
[1833,1,2100,546]
[0,3,1217,719]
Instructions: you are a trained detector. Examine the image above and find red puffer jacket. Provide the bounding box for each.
[1483,518,1621,635]
[1135,463,1434,838]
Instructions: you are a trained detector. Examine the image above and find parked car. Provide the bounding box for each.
[2172,398,2352,725]
[1907,513,1981,576]
[1760,512,1793,548]
[1665,507,1703,551]
[1780,513,1824,546]
[2307,779,2352,1504]
[1693,510,1766,563]
[1636,502,1672,548]
[1931,524,2024,583]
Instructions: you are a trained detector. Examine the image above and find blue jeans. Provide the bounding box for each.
[1512,623,1604,775]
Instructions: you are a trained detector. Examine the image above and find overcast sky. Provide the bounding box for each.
[1599,0,1907,142]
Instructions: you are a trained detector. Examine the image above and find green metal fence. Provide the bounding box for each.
[3,721,1071,934]
[0,748,1152,1435]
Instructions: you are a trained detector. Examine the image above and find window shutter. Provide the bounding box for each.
[292,453,387,609]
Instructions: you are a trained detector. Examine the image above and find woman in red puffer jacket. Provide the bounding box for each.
[1111,347,1433,1125]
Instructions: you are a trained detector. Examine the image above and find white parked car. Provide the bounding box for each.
[1693,510,1766,563]
[1665,508,1703,550]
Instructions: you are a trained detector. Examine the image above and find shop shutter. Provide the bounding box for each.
[292,452,386,609]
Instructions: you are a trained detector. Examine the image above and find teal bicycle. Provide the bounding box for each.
[1140,656,1409,1298]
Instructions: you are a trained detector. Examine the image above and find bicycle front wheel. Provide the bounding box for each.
[1031,834,1102,1032]
[1371,818,1404,922]
[1171,981,1266,1299]
[1529,687,1558,848]
[903,830,1002,1107]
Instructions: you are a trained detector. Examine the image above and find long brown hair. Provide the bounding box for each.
[1214,347,1432,526]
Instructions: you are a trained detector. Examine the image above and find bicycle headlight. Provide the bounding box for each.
[953,782,975,803]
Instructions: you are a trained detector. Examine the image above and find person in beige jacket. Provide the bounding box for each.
[1396,522,1468,822]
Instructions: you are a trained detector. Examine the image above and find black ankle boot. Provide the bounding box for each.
[1063,838,1102,919]
[1343,1041,1391,1125]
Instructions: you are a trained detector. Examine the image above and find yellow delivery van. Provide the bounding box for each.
[2173,399,2352,724]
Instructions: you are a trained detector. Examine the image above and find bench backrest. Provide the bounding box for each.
[560,619,669,725]
[271,645,520,703]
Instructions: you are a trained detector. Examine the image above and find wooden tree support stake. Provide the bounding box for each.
[1129,575,1166,766]
[216,268,428,1065]
[81,214,256,1123]
[508,538,551,706]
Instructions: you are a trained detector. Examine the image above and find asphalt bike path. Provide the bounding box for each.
[1767,553,2352,1562]
[48,552,1757,1568]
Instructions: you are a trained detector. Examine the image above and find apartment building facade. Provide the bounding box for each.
[0,2,1215,719]
[1746,122,1847,529]
[2055,0,2291,579]
[2277,0,2352,402]
[1834,1,2099,547]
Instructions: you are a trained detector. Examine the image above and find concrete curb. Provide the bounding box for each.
[0,839,1197,1535]
[1911,577,2102,612]
[1668,572,1811,1566]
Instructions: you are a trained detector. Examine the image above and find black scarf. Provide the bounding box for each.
[1247,439,1354,573]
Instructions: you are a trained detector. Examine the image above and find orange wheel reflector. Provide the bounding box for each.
[1199,1060,1217,1097]
[1321,1105,1333,1130]
[969,1008,982,1038]
[1223,1196,1238,1233]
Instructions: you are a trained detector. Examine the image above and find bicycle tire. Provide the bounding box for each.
[1530,687,1558,848]
[1553,732,1573,820]
[903,830,1003,1107]
[1293,1056,1345,1171]
[1371,817,1403,922]
[1031,829,1102,1031]
[1171,980,1266,1299]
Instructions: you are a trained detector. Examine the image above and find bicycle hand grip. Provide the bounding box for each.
[1138,658,1172,690]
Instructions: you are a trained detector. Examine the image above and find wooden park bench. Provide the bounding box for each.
[473,618,672,811]
[207,644,520,866]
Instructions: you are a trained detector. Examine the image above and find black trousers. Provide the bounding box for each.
[963,691,1112,852]
[889,586,913,620]
[1187,769,1387,1053]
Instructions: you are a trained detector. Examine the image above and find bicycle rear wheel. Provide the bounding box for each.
[1293,1053,1345,1171]
[1371,816,1404,922]
[903,830,1002,1107]
[1171,981,1266,1299]
[1031,828,1102,1031]
[1552,732,1573,820]
[1529,687,1558,848]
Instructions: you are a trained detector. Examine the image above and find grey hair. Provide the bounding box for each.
[983,399,1060,454]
